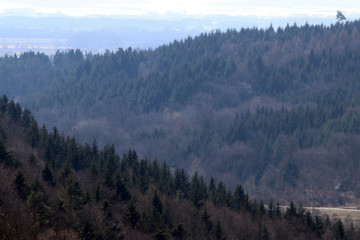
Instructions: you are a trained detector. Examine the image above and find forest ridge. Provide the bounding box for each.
[1,20,360,205]
[0,95,358,239]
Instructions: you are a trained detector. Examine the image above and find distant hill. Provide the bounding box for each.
[2,20,360,206]
[0,95,358,239]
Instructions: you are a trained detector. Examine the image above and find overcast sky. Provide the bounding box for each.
[0,0,359,18]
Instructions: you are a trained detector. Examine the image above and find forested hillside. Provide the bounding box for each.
[0,97,359,239]
[2,20,360,205]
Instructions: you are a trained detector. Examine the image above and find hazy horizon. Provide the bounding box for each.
[0,0,359,55]
[0,0,359,18]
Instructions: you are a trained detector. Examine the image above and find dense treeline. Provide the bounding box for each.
[0,97,359,239]
[8,20,360,113]
[2,20,360,204]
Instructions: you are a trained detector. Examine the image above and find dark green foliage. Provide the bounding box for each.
[152,192,163,215]
[159,162,173,194]
[13,171,29,199]
[333,219,345,240]
[95,184,101,202]
[208,177,216,201]
[0,140,8,162]
[27,190,52,229]
[174,169,189,199]
[325,215,332,231]
[258,224,270,240]
[65,177,83,209]
[0,95,8,113]
[139,161,150,194]
[42,163,55,186]
[171,224,188,240]
[102,200,112,218]
[60,164,72,184]
[213,181,227,207]
[101,144,119,187]
[274,202,282,217]
[201,208,213,233]
[0,124,5,143]
[122,200,140,228]
[258,200,266,216]
[30,179,43,193]
[7,101,21,121]
[27,154,37,166]
[282,161,299,187]
[26,179,52,230]
[314,216,325,238]
[2,151,20,168]
[267,199,274,219]
[214,220,225,240]
[152,229,169,240]
[115,174,131,201]
[285,202,298,219]
[21,108,32,128]
[78,219,95,240]
[233,184,246,211]
[189,171,208,208]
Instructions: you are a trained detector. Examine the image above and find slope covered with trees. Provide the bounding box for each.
[2,20,360,205]
[0,96,359,239]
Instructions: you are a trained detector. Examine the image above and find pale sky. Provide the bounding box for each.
[0,0,359,18]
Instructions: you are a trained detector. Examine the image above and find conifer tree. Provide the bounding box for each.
[13,171,29,199]
[27,154,37,166]
[201,208,213,233]
[123,200,140,228]
[115,174,131,201]
[42,163,55,186]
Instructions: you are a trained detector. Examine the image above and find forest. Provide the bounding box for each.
[1,20,360,205]
[0,96,359,239]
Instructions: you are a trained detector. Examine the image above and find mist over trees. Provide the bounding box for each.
[2,19,360,205]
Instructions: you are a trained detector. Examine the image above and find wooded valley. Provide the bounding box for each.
[0,96,358,239]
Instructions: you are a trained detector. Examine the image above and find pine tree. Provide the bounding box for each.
[333,219,345,240]
[123,200,140,228]
[27,190,52,229]
[201,208,213,233]
[0,94,8,113]
[174,169,189,199]
[214,220,225,240]
[13,171,29,199]
[233,184,245,211]
[208,177,216,202]
[267,199,274,219]
[314,216,325,238]
[21,108,32,127]
[152,229,169,240]
[65,177,82,209]
[189,171,202,208]
[115,174,131,201]
[152,192,163,215]
[79,219,95,240]
[42,163,55,186]
[27,154,37,166]
[0,140,8,162]
[171,224,187,240]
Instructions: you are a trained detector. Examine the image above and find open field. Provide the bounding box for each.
[306,207,360,226]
